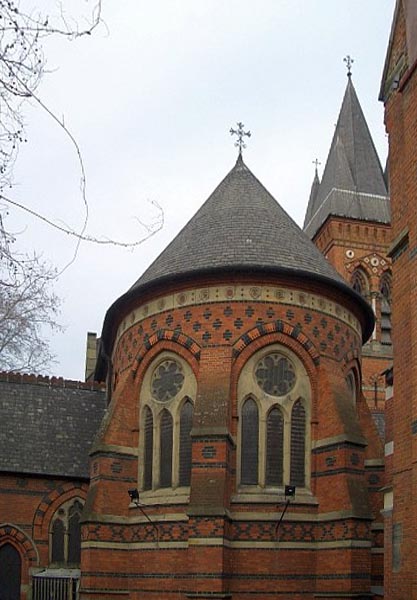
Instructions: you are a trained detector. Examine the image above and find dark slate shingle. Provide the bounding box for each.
[0,378,106,478]
[304,76,389,237]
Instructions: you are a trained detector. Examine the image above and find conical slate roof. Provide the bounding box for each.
[97,156,374,371]
[304,76,389,238]
[131,155,346,291]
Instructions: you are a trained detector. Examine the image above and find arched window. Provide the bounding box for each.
[346,370,357,403]
[139,352,197,494]
[0,544,21,599]
[50,499,84,565]
[238,345,311,491]
[143,406,153,491]
[241,398,259,485]
[68,500,83,564]
[265,407,284,486]
[380,271,392,345]
[179,400,193,487]
[351,269,369,297]
[290,400,306,487]
[51,518,65,563]
[160,410,173,488]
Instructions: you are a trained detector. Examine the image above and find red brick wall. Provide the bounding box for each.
[0,473,87,599]
[314,217,392,416]
[81,275,383,599]
[381,2,417,598]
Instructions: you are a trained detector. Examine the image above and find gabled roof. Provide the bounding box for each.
[0,374,106,478]
[304,76,389,238]
[96,156,375,375]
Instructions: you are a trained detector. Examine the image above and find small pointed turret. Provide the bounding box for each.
[304,162,321,227]
[303,74,389,237]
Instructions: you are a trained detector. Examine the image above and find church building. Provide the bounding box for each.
[81,123,384,597]
[5,3,417,598]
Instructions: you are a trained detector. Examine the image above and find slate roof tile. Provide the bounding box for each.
[304,76,389,238]
[0,378,106,478]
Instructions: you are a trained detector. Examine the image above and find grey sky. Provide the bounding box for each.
[9,1,394,379]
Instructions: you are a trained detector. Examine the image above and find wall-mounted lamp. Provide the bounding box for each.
[128,488,159,543]
[285,485,296,497]
[128,488,140,502]
[275,485,296,538]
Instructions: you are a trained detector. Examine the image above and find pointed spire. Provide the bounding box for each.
[304,161,321,227]
[303,73,389,237]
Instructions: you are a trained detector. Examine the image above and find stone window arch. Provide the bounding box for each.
[50,498,83,565]
[238,344,311,492]
[351,269,369,297]
[139,351,197,495]
[380,270,392,345]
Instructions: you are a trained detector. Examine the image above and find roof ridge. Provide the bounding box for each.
[0,371,105,390]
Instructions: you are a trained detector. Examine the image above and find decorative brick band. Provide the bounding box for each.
[233,320,320,365]
[135,329,201,366]
[116,284,361,343]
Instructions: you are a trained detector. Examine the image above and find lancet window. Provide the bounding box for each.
[50,499,83,565]
[380,271,392,345]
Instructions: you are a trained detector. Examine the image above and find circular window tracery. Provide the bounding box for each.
[255,353,296,396]
[151,359,184,402]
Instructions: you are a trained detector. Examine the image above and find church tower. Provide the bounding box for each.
[83,149,383,599]
[303,64,392,428]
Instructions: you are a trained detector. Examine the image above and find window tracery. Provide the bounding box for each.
[50,499,83,565]
[140,352,196,493]
[238,345,311,491]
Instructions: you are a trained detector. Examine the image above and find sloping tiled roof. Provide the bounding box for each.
[0,374,106,478]
[304,76,389,238]
[96,156,375,378]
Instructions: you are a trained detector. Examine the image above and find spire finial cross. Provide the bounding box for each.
[230,121,251,155]
[344,55,354,77]
[312,158,321,172]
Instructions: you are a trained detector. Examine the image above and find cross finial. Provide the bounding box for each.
[230,121,251,155]
[344,55,354,77]
[312,158,321,172]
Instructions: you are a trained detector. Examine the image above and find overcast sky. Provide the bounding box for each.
[8,0,394,380]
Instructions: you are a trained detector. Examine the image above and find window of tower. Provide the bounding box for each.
[351,269,369,297]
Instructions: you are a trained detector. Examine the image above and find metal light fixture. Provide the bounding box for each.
[275,485,296,538]
[127,488,159,542]
[128,488,140,502]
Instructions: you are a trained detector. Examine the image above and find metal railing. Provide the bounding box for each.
[33,576,78,600]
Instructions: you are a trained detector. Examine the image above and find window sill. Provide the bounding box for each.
[232,487,318,505]
[134,487,190,506]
